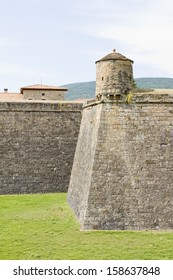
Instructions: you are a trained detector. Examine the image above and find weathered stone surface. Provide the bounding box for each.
[95,50,133,99]
[0,101,82,194]
[68,92,173,230]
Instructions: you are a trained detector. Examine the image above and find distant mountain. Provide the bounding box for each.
[63,78,173,101]
[135,77,173,89]
[63,81,96,101]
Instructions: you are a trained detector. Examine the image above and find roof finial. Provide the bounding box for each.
[113,49,116,52]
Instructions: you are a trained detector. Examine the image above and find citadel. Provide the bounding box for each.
[0,50,173,230]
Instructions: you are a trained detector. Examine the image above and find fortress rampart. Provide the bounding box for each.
[67,49,173,230]
[0,101,82,194]
[1,49,173,231]
[68,90,173,230]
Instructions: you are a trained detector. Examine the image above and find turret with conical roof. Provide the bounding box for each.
[95,49,134,100]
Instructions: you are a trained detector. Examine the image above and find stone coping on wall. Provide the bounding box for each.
[0,101,83,112]
[133,89,173,103]
[83,89,173,109]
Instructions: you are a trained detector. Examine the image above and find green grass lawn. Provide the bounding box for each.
[0,193,173,260]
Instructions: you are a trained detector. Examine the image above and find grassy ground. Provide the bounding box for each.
[0,193,173,260]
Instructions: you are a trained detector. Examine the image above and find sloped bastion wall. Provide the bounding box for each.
[68,91,173,230]
[0,101,82,194]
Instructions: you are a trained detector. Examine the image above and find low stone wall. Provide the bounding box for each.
[0,101,82,194]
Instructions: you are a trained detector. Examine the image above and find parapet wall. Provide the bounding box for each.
[0,101,82,194]
[68,90,173,230]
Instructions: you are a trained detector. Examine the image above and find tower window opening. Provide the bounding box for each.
[41,93,46,100]
[102,77,104,81]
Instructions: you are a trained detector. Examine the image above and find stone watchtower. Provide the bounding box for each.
[95,49,133,100]
[68,50,173,230]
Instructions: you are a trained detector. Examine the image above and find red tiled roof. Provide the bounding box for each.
[20,84,67,94]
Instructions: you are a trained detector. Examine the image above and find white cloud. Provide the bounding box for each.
[77,0,173,77]
[0,38,23,48]
[0,63,45,77]
[0,62,53,91]
[1,0,173,91]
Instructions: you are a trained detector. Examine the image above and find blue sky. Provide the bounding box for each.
[0,0,173,91]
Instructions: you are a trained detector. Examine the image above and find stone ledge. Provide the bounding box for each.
[133,90,173,103]
[83,89,173,108]
[0,101,83,112]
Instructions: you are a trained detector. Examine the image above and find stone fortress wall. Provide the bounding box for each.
[68,91,173,230]
[0,101,82,194]
[1,49,173,231]
[68,50,173,230]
